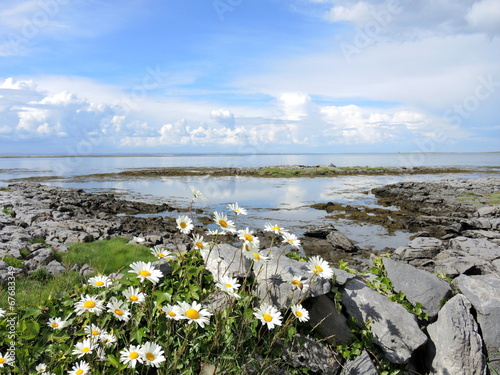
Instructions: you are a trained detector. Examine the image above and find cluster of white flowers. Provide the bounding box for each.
[20,188,339,373]
[162,300,213,327]
[120,341,166,368]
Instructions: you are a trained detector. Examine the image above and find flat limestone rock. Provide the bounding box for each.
[341,278,427,364]
[427,294,487,375]
[253,247,332,308]
[456,274,500,373]
[383,257,452,319]
[305,294,353,345]
[340,350,378,375]
[450,237,500,260]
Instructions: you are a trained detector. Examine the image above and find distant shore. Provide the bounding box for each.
[16,165,499,183]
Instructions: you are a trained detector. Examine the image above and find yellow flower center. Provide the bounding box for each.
[51,322,59,328]
[253,253,261,260]
[83,300,96,309]
[168,311,177,317]
[95,281,104,286]
[140,270,151,277]
[225,283,233,288]
[180,222,187,228]
[296,311,303,317]
[272,226,281,232]
[185,308,200,320]
[129,351,139,359]
[0,358,5,364]
[146,352,155,361]
[157,253,165,258]
[196,242,204,249]
[314,265,323,273]
[291,280,303,289]
[115,309,123,316]
[91,330,99,335]
[244,234,253,242]
[219,219,228,228]
[76,370,84,375]
[130,295,139,302]
[263,314,273,322]
[82,347,90,353]
[244,244,250,252]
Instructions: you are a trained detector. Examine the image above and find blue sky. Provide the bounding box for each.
[1,0,499,155]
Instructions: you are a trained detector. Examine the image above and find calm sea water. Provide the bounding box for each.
[1,153,498,251]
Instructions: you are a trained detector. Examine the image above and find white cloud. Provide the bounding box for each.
[210,108,236,128]
[316,0,500,38]
[326,2,372,23]
[466,0,500,35]
[0,77,37,90]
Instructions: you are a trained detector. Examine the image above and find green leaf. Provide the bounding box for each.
[107,354,120,368]
[19,320,40,340]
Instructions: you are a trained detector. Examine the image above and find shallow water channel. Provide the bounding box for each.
[35,171,490,252]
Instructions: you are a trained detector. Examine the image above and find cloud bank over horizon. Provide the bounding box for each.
[0,0,499,155]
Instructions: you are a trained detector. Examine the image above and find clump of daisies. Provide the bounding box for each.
[6,189,342,374]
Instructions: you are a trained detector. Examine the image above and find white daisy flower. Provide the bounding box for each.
[120,344,143,369]
[122,286,146,304]
[132,236,145,244]
[283,273,309,291]
[228,202,247,215]
[72,338,96,358]
[190,186,206,201]
[68,360,91,375]
[291,304,310,322]
[129,261,163,284]
[249,250,270,262]
[282,232,301,248]
[150,245,175,261]
[0,352,14,368]
[74,294,104,315]
[215,275,241,298]
[96,346,108,361]
[100,332,117,347]
[241,240,261,259]
[213,211,236,233]
[107,298,131,322]
[47,317,68,329]
[87,275,112,288]
[141,341,166,368]
[307,256,334,279]
[253,303,282,330]
[162,304,183,320]
[84,323,105,338]
[178,301,212,328]
[176,215,194,234]
[206,228,227,236]
[35,363,47,373]
[192,234,210,253]
[264,222,286,234]
[238,227,257,243]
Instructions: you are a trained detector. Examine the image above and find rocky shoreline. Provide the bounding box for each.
[15,164,494,184]
[1,177,499,374]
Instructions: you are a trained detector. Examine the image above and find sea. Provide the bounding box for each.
[1,153,499,252]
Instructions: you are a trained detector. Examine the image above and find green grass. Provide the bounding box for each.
[62,237,157,274]
[486,192,500,205]
[1,254,24,268]
[0,271,83,309]
[1,207,13,215]
[0,237,156,309]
